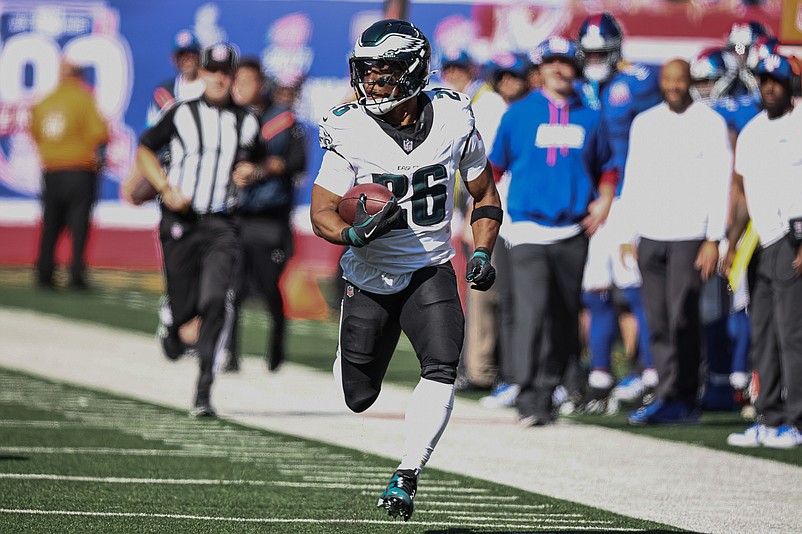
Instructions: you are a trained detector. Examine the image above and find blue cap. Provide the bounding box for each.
[485,51,528,81]
[752,53,795,82]
[530,36,578,68]
[173,29,200,54]
[439,48,473,69]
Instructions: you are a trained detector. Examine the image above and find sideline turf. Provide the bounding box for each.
[0,368,677,533]
[1,268,800,467]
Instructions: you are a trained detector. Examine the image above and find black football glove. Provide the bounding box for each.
[341,193,401,247]
[466,247,496,291]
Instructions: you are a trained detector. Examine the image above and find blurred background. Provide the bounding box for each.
[0,0,798,318]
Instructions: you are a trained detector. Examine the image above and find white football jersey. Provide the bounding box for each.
[315,89,488,294]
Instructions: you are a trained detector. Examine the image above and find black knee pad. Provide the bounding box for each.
[421,363,458,384]
[340,316,383,412]
[343,383,380,413]
[340,315,380,364]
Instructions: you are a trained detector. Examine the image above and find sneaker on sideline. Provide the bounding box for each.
[588,369,614,390]
[727,423,773,447]
[377,469,418,521]
[641,368,659,389]
[480,383,519,409]
[611,375,644,402]
[575,386,614,415]
[189,403,217,418]
[627,399,701,426]
[517,413,553,428]
[762,425,802,449]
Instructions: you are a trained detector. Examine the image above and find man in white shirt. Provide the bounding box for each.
[620,59,732,426]
[725,53,802,449]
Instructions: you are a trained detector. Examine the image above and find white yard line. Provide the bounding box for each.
[2,308,802,533]
[0,509,645,531]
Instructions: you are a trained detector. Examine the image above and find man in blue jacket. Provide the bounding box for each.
[489,36,617,426]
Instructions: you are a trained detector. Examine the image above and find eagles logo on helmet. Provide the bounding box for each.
[349,19,432,115]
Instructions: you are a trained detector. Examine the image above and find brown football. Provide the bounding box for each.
[121,174,158,206]
[338,183,395,226]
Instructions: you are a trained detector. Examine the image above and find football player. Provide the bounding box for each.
[691,46,764,136]
[722,20,772,98]
[309,19,501,521]
[573,12,662,411]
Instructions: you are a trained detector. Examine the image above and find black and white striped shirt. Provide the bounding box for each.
[140,96,264,214]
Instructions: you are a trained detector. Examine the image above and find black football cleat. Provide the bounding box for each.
[377,469,418,521]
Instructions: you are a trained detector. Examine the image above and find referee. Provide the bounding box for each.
[136,43,266,417]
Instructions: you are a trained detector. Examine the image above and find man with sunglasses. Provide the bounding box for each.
[136,43,267,418]
[310,19,501,521]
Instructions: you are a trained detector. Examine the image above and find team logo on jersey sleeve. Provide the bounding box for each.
[319,124,333,149]
[609,81,632,106]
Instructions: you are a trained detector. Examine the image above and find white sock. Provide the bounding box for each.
[397,378,454,473]
[332,352,346,404]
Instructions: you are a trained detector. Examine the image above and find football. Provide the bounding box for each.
[121,175,158,206]
[338,183,395,226]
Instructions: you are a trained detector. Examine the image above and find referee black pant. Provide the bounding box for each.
[637,238,704,406]
[228,213,293,362]
[36,169,97,285]
[509,234,588,420]
[750,237,802,429]
[159,208,240,407]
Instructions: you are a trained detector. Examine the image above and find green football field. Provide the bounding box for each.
[1,267,801,532]
[0,268,800,467]
[0,368,676,533]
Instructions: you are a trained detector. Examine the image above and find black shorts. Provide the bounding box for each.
[337,262,464,412]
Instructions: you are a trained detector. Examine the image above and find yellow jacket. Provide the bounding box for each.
[30,79,109,172]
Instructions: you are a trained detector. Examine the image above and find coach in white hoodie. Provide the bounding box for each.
[619,59,732,426]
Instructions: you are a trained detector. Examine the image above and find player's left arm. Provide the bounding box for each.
[463,160,502,291]
[465,161,501,253]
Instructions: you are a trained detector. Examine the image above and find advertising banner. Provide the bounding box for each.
[0,0,782,205]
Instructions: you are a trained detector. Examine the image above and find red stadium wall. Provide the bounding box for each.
[0,221,470,320]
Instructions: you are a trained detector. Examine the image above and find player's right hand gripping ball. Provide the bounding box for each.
[466,247,496,291]
[341,194,402,247]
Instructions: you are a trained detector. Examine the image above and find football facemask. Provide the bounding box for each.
[577,13,623,83]
[349,19,431,115]
[690,48,736,103]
